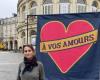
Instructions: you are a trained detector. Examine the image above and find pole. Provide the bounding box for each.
[27,15,28,44]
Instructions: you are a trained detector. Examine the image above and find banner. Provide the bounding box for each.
[36,12,100,80]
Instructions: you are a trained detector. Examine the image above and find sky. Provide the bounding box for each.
[0,0,18,18]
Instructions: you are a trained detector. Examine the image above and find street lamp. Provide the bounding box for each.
[26,15,34,44]
[26,15,36,44]
[26,15,29,44]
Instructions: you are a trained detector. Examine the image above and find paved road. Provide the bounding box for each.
[0,51,23,80]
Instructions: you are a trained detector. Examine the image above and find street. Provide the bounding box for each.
[0,51,23,80]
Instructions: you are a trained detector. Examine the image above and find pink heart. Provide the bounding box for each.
[40,20,94,73]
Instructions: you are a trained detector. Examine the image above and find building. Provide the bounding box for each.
[0,19,4,49]
[0,19,3,41]
[0,17,18,50]
[17,0,100,49]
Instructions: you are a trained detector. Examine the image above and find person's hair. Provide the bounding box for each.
[23,44,35,53]
[22,44,38,74]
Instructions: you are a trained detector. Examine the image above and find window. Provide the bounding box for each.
[4,20,7,25]
[0,20,1,25]
[77,0,85,4]
[60,0,69,3]
[43,0,53,14]
[29,30,36,46]
[30,1,37,15]
[59,0,70,13]
[76,0,86,13]
[0,20,4,25]
[21,31,25,44]
[22,6,27,19]
[21,31,25,38]
[92,1,98,12]
[30,30,36,35]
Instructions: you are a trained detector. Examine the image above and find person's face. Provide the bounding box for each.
[23,46,35,59]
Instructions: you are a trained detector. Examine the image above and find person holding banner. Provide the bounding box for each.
[17,44,45,80]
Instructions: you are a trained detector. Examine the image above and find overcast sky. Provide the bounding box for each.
[0,0,18,18]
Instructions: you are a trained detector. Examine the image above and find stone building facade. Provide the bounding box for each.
[0,19,3,41]
[0,17,18,50]
[17,0,100,49]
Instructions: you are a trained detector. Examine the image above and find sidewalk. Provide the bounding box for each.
[0,50,22,54]
[0,51,23,80]
[0,51,12,54]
